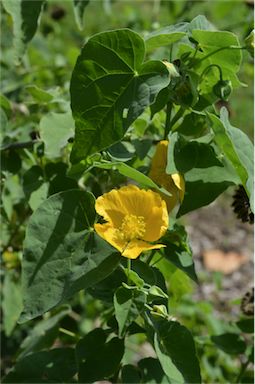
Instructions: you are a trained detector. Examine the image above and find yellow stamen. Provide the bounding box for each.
[116,214,146,242]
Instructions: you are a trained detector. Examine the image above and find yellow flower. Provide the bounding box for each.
[148,140,185,212]
[94,185,168,259]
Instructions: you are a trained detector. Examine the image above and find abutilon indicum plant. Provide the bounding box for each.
[1,1,254,383]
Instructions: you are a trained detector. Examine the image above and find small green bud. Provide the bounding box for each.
[213,80,232,101]
[150,304,168,319]
[2,251,20,269]
[245,30,254,58]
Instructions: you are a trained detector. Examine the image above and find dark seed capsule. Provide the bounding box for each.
[232,185,254,224]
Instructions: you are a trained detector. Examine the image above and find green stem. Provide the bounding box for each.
[171,107,185,131]
[199,64,223,83]
[59,327,76,338]
[127,259,132,284]
[146,250,156,265]
[0,139,40,151]
[192,45,246,67]
[235,360,250,383]
[164,102,172,139]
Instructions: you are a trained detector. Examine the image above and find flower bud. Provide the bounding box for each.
[150,304,168,319]
[2,251,20,269]
[213,80,232,101]
[162,60,180,78]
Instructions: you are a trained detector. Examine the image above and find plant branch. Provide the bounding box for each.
[164,102,172,139]
[127,259,132,284]
[171,107,185,131]
[235,359,250,383]
[1,140,40,151]
[192,45,246,68]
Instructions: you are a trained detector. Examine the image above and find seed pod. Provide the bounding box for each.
[241,287,254,317]
[213,80,232,101]
[232,185,254,224]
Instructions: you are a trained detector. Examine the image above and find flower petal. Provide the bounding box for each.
[114,187,169,242]
[122,240,166,259]
[95,188,129,226]
[94,222,126,253]
[143,201,168,242]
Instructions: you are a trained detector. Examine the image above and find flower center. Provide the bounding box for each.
[117,214,146,242]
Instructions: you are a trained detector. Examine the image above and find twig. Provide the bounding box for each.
[0,140,40,151]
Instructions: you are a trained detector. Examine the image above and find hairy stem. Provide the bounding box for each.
[192,45,246,67]
[164,102,172,139]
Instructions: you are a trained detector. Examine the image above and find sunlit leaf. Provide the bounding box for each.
[2,0,45,62]
[20,190,121,322]
[70,29,170,162]
[154,318,201,383]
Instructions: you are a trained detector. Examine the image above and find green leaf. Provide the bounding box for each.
[154,335,184,384]
[2,270,23,336]
[208,111,248,184]
[154,318,201,383]
[76,328,124,382]
[22,165,48,211]
[161,225,198,283]
[219,108,254,211]
[188,15,215,31]
[167,132,240,216]
[93,161,172,197]
[1,150,21,174]
[114,286,146,337]
[70,29,170,162]
[148,286,168,300]
[168,269,193,307]
[121,364,142,384]
[107,141,135,162]
[0,94,12,118]
[138,357,169,384]
[192,30,242,73]
[2,0,45,62]
[236,318,254,334]
[25,85,54,103]
[18,305,71,360]
[132,259,156,286]
[39,112,74,159]
[145,23,187,51]
[175,111,208,138]
[3,348,77,383]
[191,30,242,97]
[211,333,246,355]
[73,0,89,30]
[20,190,121,322]
[124,269,144,288]
[88,267,126,302]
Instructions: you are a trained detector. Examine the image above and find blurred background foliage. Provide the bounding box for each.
[1,0,254,383]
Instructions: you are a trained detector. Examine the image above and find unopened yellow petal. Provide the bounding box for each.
[143,201,168,242]
[149,140,185,212]
[122,240,166,259]
[171,173,185,202]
